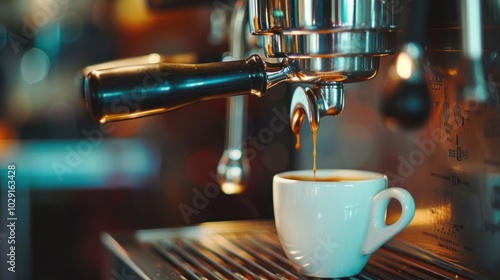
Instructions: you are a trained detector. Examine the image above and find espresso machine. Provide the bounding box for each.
[80,0,500,279]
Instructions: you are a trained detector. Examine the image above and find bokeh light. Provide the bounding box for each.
[20,48,51,84]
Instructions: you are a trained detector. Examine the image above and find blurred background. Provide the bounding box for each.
[0,0,297,279]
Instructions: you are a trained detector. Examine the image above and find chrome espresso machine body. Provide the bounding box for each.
[81,0,500,279]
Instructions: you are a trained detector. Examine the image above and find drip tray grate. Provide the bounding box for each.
[102,220,468,280]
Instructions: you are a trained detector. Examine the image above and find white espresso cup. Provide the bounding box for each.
[273,169,416,278]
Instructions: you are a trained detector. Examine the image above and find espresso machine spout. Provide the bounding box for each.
[81,0,401,193]
[290,82,344,134]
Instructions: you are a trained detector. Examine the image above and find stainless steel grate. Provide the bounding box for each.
[102,221,472,280]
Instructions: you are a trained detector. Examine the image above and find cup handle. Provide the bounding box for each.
[362,188,416,255]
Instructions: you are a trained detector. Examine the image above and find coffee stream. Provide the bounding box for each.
[291,109,319,179]
[312,129,317,176]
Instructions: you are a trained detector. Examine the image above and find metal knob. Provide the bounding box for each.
[381,43,431,130]
[380,0,431,130]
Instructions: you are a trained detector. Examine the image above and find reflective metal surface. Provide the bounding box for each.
[216,0,251,195]
[249,0,400,131]
[101,220,477,279]
[82,0,401,133]
[261,31,397,58]
[250,0,397,34]
[249,0,397,83]
[290,82,344,133]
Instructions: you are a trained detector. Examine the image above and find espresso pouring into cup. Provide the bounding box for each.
[80,3,416,277]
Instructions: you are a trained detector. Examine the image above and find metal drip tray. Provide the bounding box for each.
[102,220,468,279]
